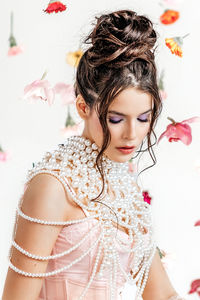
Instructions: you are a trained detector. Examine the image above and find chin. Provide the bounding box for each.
[107,154,132,163]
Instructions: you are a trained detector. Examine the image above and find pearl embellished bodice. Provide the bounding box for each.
[9,135,157,300]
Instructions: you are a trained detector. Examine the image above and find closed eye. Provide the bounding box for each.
[137,118,149,123]
[108,118,123,124]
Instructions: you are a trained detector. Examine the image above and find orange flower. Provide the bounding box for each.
[165,33,189,57]
[160,9,180,25]
[66,49,83,67]
[165,37,182,57]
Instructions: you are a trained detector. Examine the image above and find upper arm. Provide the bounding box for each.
[2,173,71,300]
[142,245,178,300]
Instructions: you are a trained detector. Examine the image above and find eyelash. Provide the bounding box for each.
[108,118,149,124]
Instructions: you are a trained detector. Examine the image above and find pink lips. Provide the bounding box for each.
[116,146,135,154]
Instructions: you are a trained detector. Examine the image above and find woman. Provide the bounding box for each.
[2,9,186,300]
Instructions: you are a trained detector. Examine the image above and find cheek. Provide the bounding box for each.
[139,124,150,138]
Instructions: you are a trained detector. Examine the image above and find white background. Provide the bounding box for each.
[0,0,200,299]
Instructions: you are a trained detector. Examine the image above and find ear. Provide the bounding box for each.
[76,94,91,120]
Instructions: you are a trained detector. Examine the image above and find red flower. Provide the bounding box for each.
[44,1,66,14]
[194,220,200,226]
[188,279,200,296]
[142,191,152,205]
[157,116,200,145]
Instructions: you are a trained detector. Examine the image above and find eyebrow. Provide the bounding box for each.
[108,108,153,117]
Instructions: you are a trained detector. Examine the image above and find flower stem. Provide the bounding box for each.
[10,11,13,36]
[182,33,190,39]
[41,70,48,80]
[65,106,76,126]
[167,117,176,124]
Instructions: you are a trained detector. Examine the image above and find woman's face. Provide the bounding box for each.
[81,87,153,163]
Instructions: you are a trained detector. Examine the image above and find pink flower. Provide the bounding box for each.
[159,90,168,101]
[188,279,200,296]
[23,72,55,106]
[8,12,23,56]
[161,251,176,270]
[142,191,152,205]
[194,220,200,226]
[128,160,138,173]
[157,246,176,270]
[157,116,200,145]
[61,122,84,137]
[8,45,24,56]
[60,107,84,137]
[0,149,10,162]
[54,83,76,105]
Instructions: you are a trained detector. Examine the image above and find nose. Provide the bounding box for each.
[123,120,137,140]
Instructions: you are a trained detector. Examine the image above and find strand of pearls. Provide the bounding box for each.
[77,241,103,300]
[112,249,118,300]
[11,222,100,260]
[109,261,114,300]
[17,205,99,226]
[134,242,157,299]
[116,251,139,286]
[9,232,103,278]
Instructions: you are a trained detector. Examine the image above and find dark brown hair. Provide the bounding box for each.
[74,9,163,201]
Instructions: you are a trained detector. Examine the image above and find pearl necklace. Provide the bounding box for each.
[9,135,157,300]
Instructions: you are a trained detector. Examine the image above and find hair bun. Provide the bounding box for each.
[85,10,157,68]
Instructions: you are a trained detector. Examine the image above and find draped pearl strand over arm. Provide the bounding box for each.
[8,135,186,300]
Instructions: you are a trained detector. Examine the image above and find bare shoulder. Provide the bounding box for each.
[22,173,72,221]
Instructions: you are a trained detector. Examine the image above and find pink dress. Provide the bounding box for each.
[38,207,136,300]
[9,137,156,300]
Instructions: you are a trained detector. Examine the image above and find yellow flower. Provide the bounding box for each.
[66,49,83,67]
[165,37,183,57]
[165,33,190,57]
